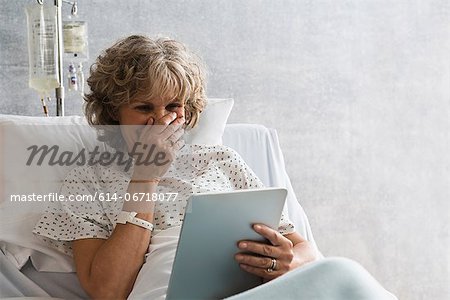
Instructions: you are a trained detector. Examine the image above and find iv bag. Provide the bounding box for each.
[63,20,89,61]
[25,3,60,95]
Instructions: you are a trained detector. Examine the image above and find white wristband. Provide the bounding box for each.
[115,211,154,232]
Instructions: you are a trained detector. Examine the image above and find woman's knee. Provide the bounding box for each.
[317,257,366,275]
[312,257,396,300]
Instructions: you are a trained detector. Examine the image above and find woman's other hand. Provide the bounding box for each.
[235,224,320,281]
[122,112,185,180]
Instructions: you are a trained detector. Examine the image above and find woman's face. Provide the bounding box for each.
[118,96,185,125]
[117,96,185,152]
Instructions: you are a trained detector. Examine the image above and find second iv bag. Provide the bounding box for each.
[63,20,89,60]
[25,3,60,96]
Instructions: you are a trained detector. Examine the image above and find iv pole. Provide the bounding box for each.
[55,0,64,116]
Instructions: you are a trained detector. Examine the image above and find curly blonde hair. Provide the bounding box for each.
[83,35,206,147]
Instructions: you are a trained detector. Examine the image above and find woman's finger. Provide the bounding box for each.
[237,241,282,259]
[140,114,175,142]
[234,253,273,269]
[153,112,178,130]
[172,138,185,151]
[135,117,155,141]
[166,126,184,145]
[139,112,177,140]
[120,125,142,152]
[160,116,185,140]
[252,224,288,247]
[239,263,279,280]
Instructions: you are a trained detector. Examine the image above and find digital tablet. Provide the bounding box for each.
[166,187,288,300]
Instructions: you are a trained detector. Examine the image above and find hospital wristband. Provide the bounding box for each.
[115,211,154,232]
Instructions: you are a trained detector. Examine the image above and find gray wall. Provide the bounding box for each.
[1,1,449,299]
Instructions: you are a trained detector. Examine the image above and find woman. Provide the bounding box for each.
[33,35,397,300]
[33,35,319,299]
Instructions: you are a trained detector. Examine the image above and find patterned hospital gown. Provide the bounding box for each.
[32,144,295,256]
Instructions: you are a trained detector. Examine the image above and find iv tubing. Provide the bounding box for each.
[55,0,65,116]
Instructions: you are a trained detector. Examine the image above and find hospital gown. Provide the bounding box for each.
[32,144,295,298]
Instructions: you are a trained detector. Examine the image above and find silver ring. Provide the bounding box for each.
[266,258,277,273]
[270,258,277,270]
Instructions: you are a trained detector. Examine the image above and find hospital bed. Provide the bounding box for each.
[0,112,320,299]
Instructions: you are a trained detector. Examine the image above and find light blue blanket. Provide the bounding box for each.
[226,257,398,300]
[1,249,397,300]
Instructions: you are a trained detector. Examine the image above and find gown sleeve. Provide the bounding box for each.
[31,166,120,256]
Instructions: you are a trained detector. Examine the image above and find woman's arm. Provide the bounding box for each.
[235,224,320,281]
[73,181,156,300]
[73,113,185,299]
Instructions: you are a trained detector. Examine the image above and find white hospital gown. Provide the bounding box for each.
[32,144,295,256]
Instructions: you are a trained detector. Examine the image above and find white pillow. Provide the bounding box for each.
[0,116,100,272]
[184,98,234,145]
[0,97,234,272]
